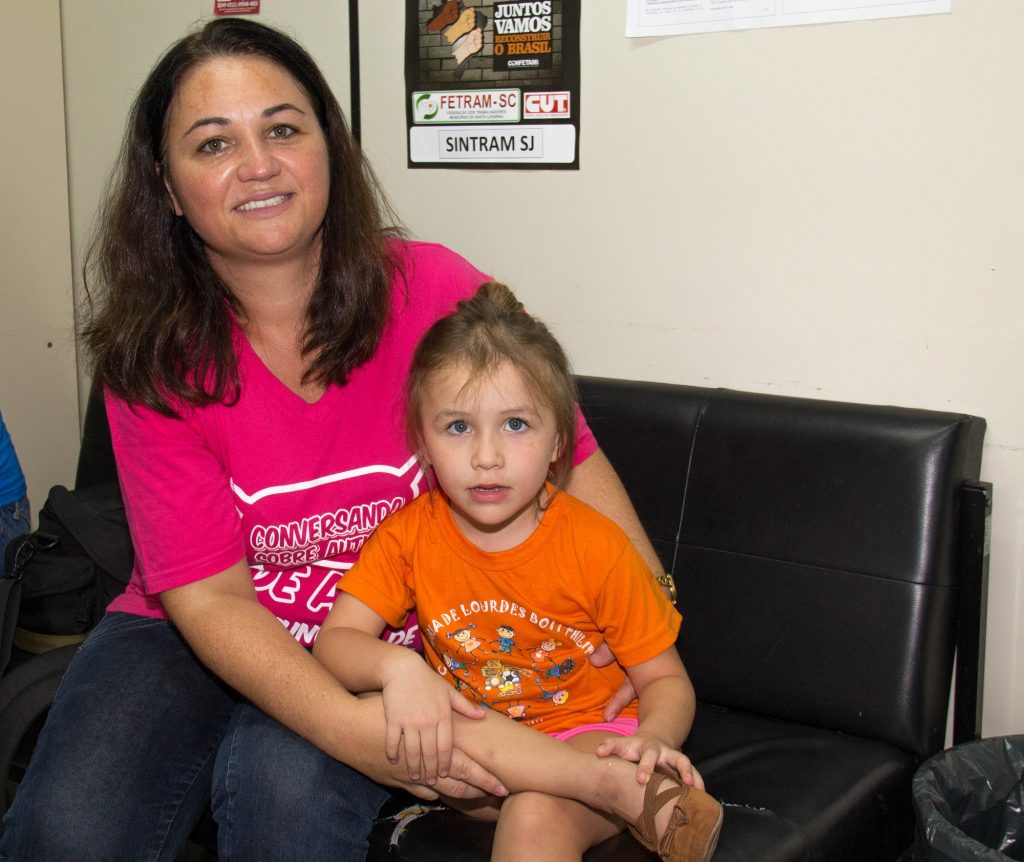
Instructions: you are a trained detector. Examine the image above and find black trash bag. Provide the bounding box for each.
[913,735,1024,861]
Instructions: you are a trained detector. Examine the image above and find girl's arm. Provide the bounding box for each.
[314,593,486,784]
[595,646,702,787]
[162,563,497,798]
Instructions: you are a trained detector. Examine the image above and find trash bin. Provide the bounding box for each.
[913,734,1024,861]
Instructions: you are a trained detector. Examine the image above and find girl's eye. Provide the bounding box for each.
[199,138,227,154]
[504,418,528,432]
[269,124,296,139]
[447,420,470,435]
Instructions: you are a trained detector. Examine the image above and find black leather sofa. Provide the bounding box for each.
[367,376,991,862]
[0,377,990,862]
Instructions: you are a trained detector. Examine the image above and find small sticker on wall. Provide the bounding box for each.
[214,0,260,15]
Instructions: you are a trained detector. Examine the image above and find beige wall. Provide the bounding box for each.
[0,1,80,520]
[356,2,1024,737]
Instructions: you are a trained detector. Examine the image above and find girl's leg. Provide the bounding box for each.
[493,791,620,862]
[452,711,653,823]
[449,710,718,858]
[491,731,623,862]
[212,703,393,862]
[0,613,238,862]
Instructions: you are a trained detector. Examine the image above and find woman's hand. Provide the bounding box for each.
[380,653,486,785]
[594,732,704,789]
[589,642,638,721]
[381,743,509,802]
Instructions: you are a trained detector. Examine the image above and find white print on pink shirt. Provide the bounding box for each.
[230,455,425,647]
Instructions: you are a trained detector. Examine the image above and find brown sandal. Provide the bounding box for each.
[627,772,724,861]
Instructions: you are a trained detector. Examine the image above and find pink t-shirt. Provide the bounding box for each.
[106,242,597,646]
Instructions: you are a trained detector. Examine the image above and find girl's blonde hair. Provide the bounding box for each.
[405,282,578,488]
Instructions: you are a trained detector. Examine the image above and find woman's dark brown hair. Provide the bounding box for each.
[81,18,403,415]
[405,282,578,489]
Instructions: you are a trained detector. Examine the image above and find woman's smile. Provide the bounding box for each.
[235,193,292,213]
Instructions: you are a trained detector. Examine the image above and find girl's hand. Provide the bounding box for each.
[594,732,705,790]
[345,694,506,801]
[380,654,485,785]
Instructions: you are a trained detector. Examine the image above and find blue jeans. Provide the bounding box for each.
[0,612,392,862]
[0,495,29,574]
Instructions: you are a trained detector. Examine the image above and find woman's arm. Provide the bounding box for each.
[160,562,503,801]
[566,448,669,588]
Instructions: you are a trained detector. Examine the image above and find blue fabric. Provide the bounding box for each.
[0,612,392,862]
[0,413,27,509]
[0,494,30,574]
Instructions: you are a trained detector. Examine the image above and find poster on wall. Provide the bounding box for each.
[625,0,951,37]
[214,0,260,15]
[406,1,581,169]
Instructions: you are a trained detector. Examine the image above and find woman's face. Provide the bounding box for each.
[160,55,330,277]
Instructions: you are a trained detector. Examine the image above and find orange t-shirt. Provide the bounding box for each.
[338,488,681,733]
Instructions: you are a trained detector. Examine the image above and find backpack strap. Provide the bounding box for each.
[0,575,20,676]
[0,532,60,674]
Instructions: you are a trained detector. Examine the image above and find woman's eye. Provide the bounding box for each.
[198,138,227,154]
[505,418,528,432]
[447,420,470,435]
[269,124,296,139]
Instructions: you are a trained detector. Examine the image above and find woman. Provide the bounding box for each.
[0,19,670,862]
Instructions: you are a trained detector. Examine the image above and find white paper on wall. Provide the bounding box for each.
[625,0,951,37]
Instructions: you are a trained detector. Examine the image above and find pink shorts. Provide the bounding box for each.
[548,717,639,741]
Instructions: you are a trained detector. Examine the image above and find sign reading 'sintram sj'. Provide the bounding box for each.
[406,1,581,169]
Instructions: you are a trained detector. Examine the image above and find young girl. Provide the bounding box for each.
[314,283,722,861]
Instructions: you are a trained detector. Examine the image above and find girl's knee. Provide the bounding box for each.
[494,791,622,862]
[497,791,571,839]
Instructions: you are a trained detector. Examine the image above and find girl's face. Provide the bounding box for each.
[418,361,562,553]
[160,55,330,279]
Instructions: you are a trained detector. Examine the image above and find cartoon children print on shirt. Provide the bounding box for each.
[534,676,570,706]
[447,624,484,657]
[545,657,576,680]
[503,702,530,721]
[424,615,584,724]
[528,637,561,668]
[490,624,517,654]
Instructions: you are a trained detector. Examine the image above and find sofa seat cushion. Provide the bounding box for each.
[687,704,919,862]
[367,702,918,862]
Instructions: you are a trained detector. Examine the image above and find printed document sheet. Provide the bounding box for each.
[626,0,951,37]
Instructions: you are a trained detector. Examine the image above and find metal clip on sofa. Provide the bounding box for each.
[0,377,990,862]
[368,376,990,862]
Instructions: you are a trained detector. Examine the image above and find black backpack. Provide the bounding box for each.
[1,482,133,670]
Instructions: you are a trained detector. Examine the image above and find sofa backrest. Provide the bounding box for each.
[75,382,118,490]
[577,376,986,759]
